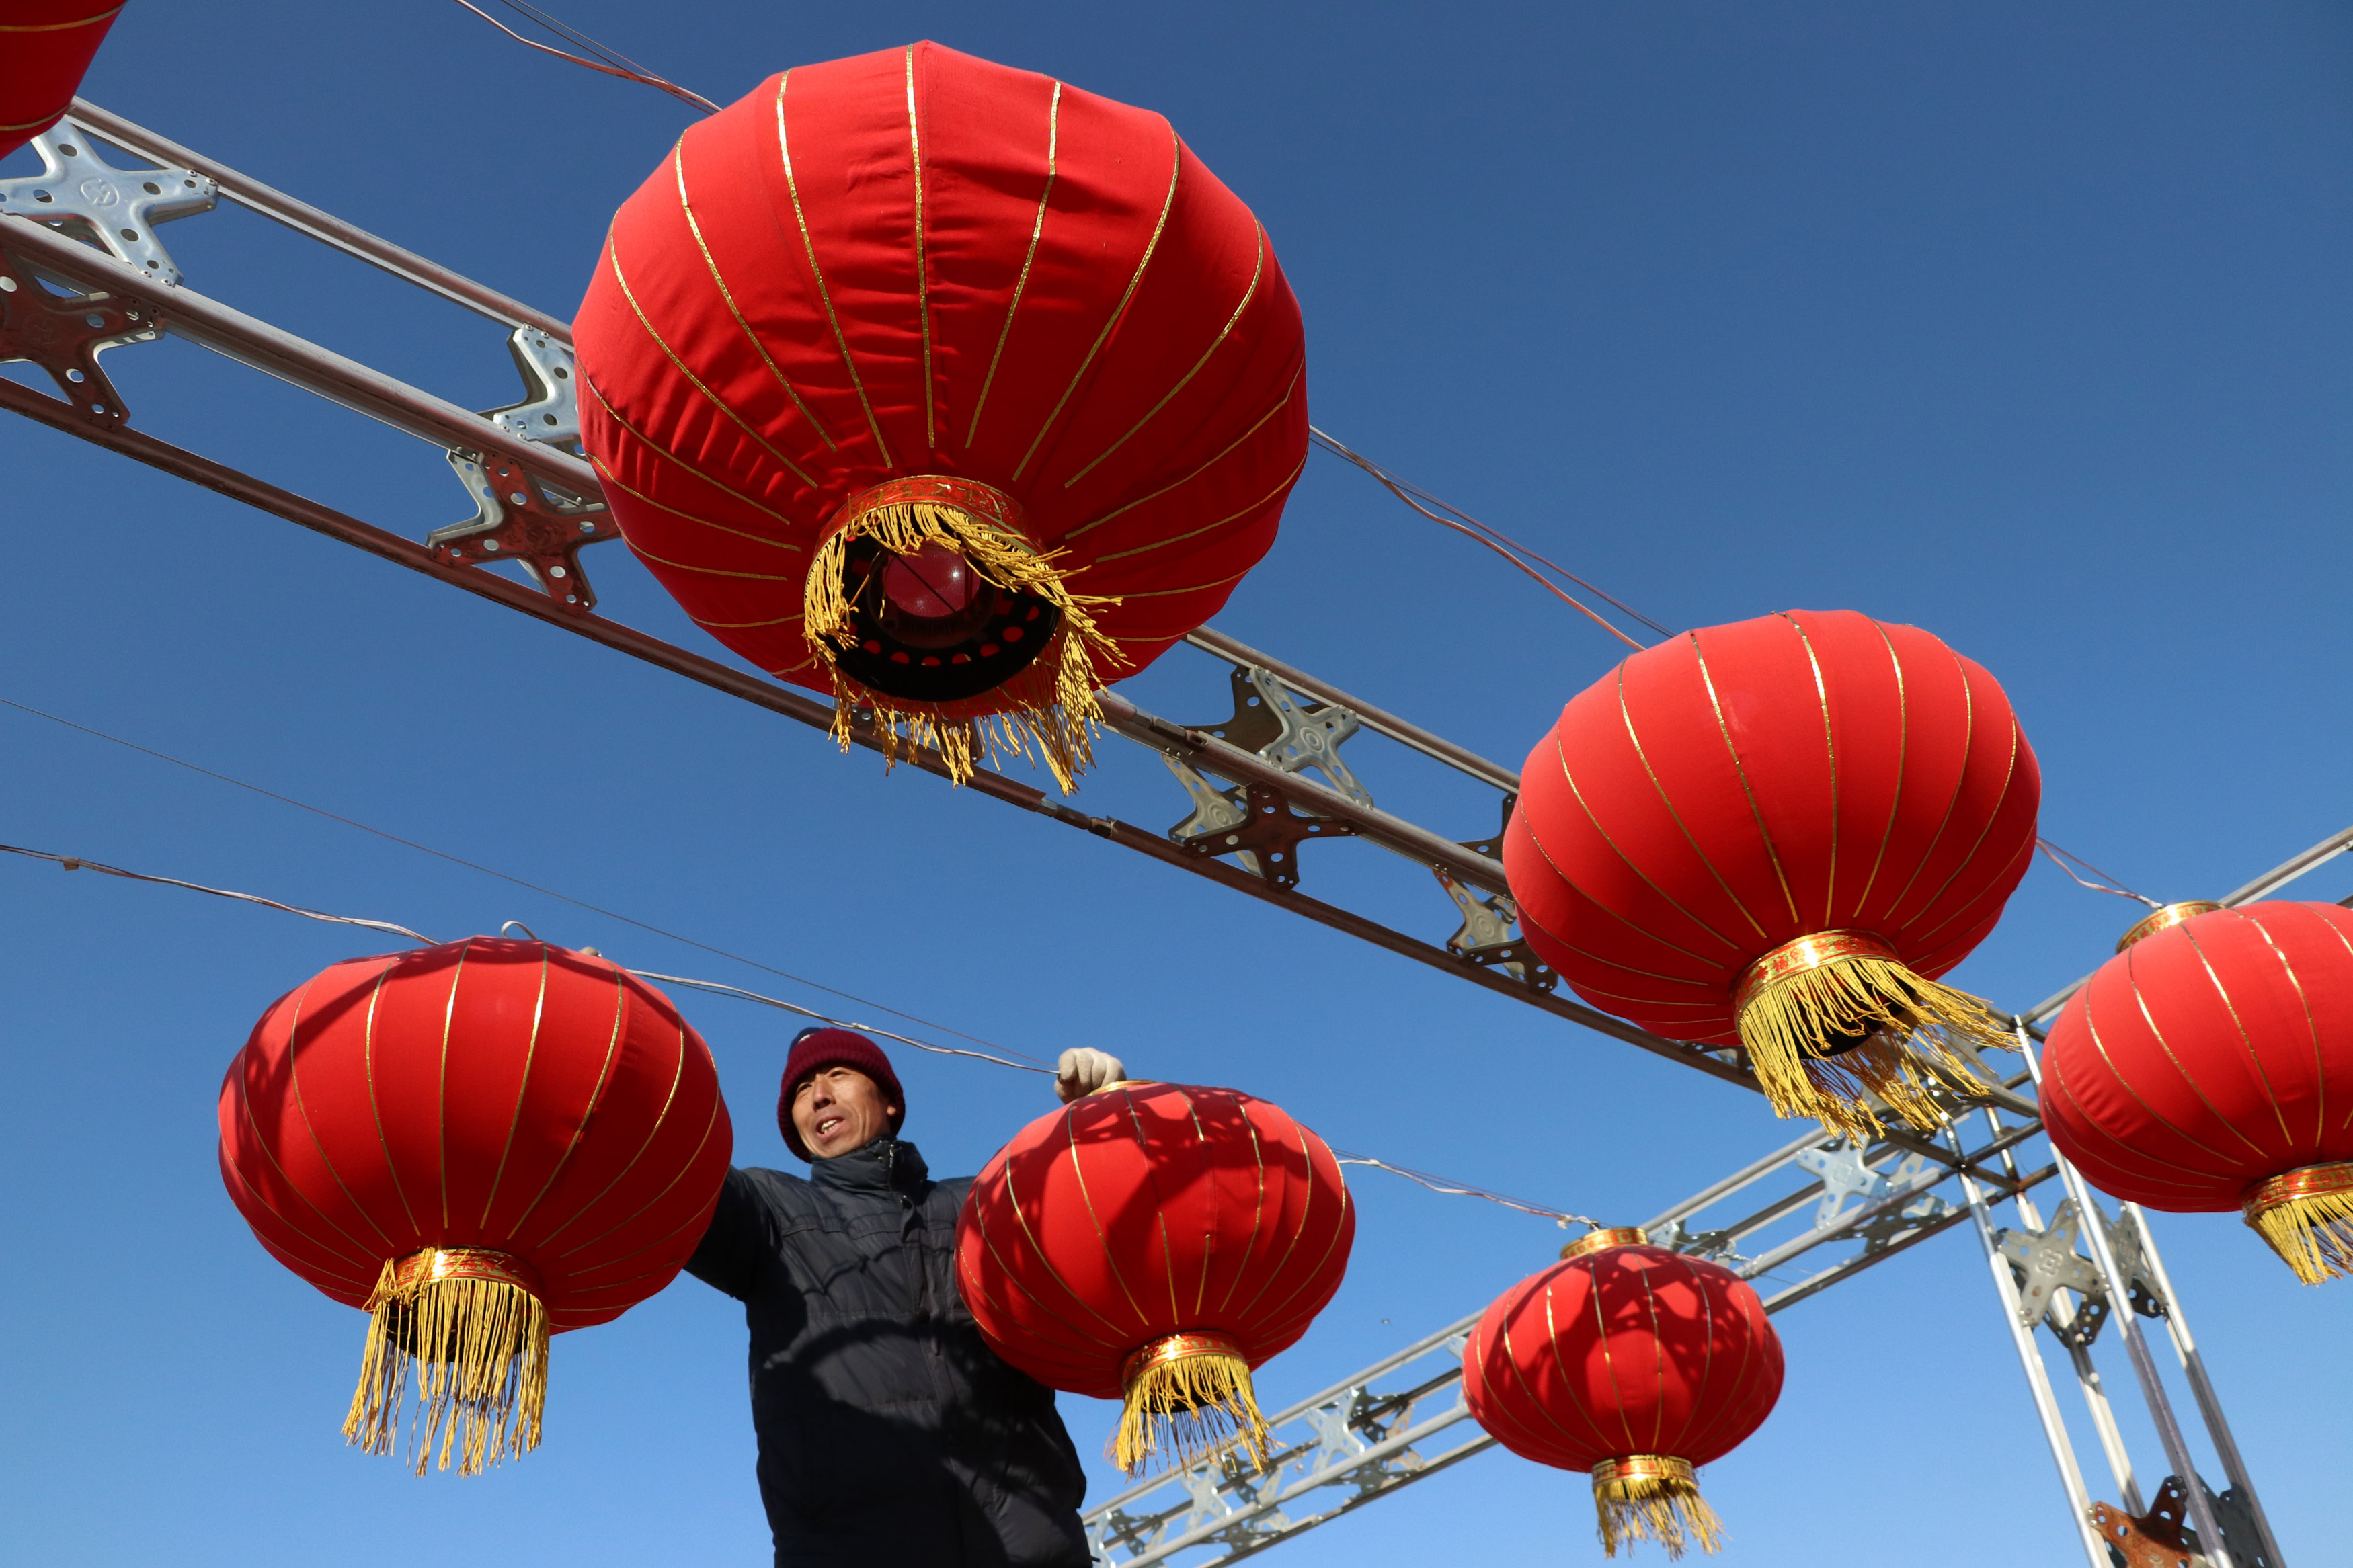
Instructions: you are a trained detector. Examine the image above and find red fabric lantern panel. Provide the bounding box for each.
[1463,1231,1784,1559]
[0,2,123,163]
[575,40,1308,789]
[2042,899,2353,1284]
[217,938,732,1472]
[955,1081,1353,1473]
[1503,608,2041,1137]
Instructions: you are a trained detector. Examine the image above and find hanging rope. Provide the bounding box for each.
[0,840,1604,1232]
[1308,427,1667,653]
[2036,837,2162,909]
[446,0,720,115]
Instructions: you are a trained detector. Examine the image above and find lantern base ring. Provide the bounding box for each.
[344,1245,550,1477]
[1113,1330,1267,1477]
[1591,1455,1723,1560]
[1732,930,2011,1141]
[2243,1161,2353,1285]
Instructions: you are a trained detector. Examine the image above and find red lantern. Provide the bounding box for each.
[2042,899,2353,1284]
[575,41,1309,789]
[0,2,124,163]
[1502,609,2041,1137]
[216,938,732,1473]
[1463,1229,1784,1559]
[955,1081,1353,1473]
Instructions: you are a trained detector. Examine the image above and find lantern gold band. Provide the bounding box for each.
[1559,1226,1650,1262]
[1121,1331,1248,1396]
[1732,930,1897,1015]
[386,1245,545,1298]
[826,473,1031,543]
[2243,1161,2353,1216]
[1592,1455,1697,1489]
[2116,901,2223,952]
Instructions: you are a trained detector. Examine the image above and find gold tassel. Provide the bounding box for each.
[342,1247,550,1477]
[2243,1162,2353,1285]
[1591,1456,1724,1560]
[804,480,1123,792]
[1113,1332,1268,1476]
[1734,931,2009,1140]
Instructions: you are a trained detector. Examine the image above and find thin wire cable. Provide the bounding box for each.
[1332,1151,1601,1229]
[3,843,1596,1227]
[0,843,440,945]
[631,971,1055,1073]
[448,0,721,114]
[2036,837,2161,909]
[0,692,1016,1053]
[1308,427,1664,651]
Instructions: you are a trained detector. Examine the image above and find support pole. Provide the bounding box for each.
[2021,1030,2235,1567]
[1949,1129,2108,1568]
[2126,1204,2290,1567]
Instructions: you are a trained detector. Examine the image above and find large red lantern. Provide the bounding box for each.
[575,41,1308,790]
[216,938,732,1473]
[2042,899,2353,1285]
[1503,609,2041,1137]
[0,2,124,163]
[955,1081,1353,1473]
[1463,1230,1784,1559]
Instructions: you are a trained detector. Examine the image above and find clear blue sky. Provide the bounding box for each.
[4,3,2348,1565]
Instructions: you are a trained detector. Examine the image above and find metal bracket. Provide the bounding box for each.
[1650,1215,1749,1269]
[0,120,217,286]
[0,247,159,427]
[1188,661,1373,805]
[2091,1475,2211,1568]
[1995,1196,2167,1346]
[1792,1139,1955,1259]
[1169,776,1357,891]
[1435,794,1556,990]
[428,327,616,612]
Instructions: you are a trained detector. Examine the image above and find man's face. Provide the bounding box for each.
[791,1065,900,1159]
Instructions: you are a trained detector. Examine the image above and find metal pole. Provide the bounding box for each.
[1948,1129,2109,1568]
[2020,1032,2235,1567]
[2126,1204,2290,1567]
[2003,1163,2147,1516]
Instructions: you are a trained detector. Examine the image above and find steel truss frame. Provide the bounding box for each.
[3,105,2332,1568]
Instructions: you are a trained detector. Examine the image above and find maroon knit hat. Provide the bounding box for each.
[776,1027,906,1161]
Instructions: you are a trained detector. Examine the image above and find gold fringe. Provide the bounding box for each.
[2247,1183,2353,1286]
[1113,1346,1269,1477]
[804,497,1123,792]
[1738,954,2007,1139]
[1592,1460,1725,1560]
[342,1251,550,1476]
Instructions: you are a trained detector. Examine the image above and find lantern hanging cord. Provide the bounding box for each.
[1332,1151,1601,1229]
[0,842,440,945]
[446,0,721,115]
[1307,427,1665,653]
[627,970,1055,1074]
[0,836,1604,1230]
[2035,837,2162,909]
[0,691,1016,1055]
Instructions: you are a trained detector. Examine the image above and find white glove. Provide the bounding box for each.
[1056,1047,1128,1103]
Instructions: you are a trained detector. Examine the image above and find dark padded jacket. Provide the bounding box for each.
[686,1138,1091,1568]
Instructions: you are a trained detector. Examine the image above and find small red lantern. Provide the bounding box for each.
[955,1081,1353,1473]
[1463,1229,1784,1559]
[575,41,1309,789]
[0,2,125,163]
[2042,899,2353,1284]
[1503,608,2041,1137]
[217,939,732,1473]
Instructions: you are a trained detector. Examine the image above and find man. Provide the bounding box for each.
[686,1026,1128,1567]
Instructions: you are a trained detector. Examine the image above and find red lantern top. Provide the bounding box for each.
[955,1081,1353,1472]
[1503,609,2041,1136]
[575,42,1308,787]
[1462,1237,1783,1557]
[0,3,124,163]
[2041,900,2353,1284]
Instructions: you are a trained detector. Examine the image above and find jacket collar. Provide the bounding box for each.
[809,1136,929,1194]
